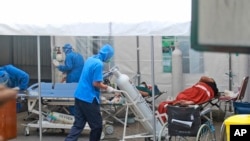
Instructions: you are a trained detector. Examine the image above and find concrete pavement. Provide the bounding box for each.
[9,110,226,141]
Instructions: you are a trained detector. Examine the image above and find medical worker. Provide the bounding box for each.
[65,44,117,141]
[53,43,84,83]
[0,64,29,91]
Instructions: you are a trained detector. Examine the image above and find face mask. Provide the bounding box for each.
[105,56,113,63]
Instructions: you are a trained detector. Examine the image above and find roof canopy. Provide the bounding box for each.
[0,0,191,36]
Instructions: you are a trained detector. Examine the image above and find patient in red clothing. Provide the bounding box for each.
[157,76,219,122]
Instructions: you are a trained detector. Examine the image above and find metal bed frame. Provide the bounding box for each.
[21,82,113,139]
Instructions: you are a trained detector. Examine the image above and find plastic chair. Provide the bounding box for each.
[211,76,249,118]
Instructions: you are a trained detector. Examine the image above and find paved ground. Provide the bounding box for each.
[8,109,226,141]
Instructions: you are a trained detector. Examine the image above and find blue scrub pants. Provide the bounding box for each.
[65,98,103,141]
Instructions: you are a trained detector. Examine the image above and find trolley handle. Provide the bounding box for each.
[171,119,193,129]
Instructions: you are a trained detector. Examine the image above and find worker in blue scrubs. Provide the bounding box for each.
[0,64,29,91]
[65,44,117,141]
[53,43,85,115]
[53,43,84,83]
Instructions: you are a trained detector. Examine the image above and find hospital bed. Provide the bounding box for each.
[100,96,127,125]
[21,82,113,139]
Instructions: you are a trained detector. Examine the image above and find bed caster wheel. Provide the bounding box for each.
[24,127,30,136]
[144,137,156,141]
[60,129,65,133]
[104,124,114,135]
[145,137,159,141]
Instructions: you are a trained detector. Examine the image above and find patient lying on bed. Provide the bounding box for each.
[136,82,161,97]
[157,76,219,122]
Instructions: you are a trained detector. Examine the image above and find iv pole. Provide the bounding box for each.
[229,52,232,91]
[136,36,141,86]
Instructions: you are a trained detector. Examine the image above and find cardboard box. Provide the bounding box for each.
[0,99,17,140]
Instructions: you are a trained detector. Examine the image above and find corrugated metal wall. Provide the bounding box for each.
[0,36,51,86]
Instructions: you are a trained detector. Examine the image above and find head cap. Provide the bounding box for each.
[99,44,114,62]
[62,43,73,53]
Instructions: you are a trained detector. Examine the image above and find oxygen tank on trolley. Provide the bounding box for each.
[110,67,162,134]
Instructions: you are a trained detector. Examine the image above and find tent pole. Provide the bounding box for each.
[51,36,56,88]
[228,52,233,112]
[37,36,42,141]
[150,36,156,141]
[229,52,232,91]
[136,36,141,85]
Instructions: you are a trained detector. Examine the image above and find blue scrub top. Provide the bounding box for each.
[0,64,29,90]
[74,56,103,103]
[74,44,114,104]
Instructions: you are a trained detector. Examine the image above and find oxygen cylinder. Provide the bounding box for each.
[56,47,63,62]
[172,42,183,97]
[48,112,74,124]
[111,67,162,134]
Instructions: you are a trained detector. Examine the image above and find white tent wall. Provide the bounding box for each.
[50,35,250,102]
[52,35,174,103]
[203,52,229,89]
[203,52,249,100]
[113,36,171,103]
[197,52,250,101]
[232,53,249,100]
[54,36,77,48]
[114,36,250,103]
[52,36,250,103]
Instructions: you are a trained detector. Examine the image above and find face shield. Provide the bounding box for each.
[62,44,73,53]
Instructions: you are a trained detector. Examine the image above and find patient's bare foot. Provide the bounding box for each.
[175,100,194,106]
